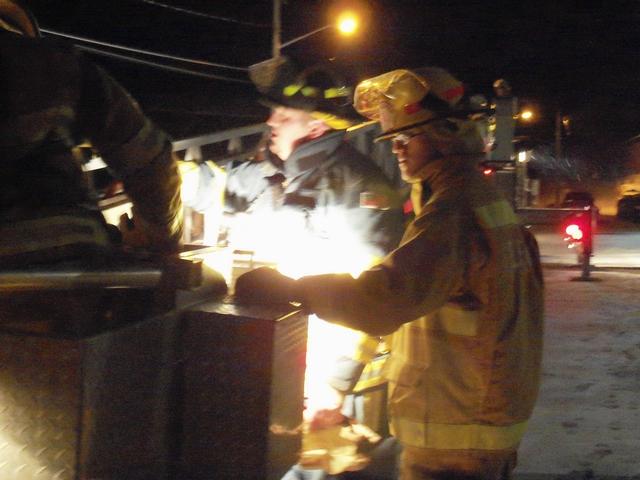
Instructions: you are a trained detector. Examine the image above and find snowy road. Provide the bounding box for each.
[530,218,640,269]
[514,268,640,479]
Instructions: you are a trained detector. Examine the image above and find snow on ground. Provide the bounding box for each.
[515,268,640,479]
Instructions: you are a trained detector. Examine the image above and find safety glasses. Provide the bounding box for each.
[391,130,425,148]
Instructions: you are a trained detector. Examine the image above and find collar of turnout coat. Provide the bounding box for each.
[283,130,344,179]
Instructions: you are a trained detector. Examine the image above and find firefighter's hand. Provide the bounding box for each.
[119,213,151,249]
[234,267,296,304]
[305,384,346,431]
[308,407,347,431]
[118,213,181,254]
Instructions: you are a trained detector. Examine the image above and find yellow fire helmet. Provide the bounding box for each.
[353,67,466,141]
[0,0,40,37]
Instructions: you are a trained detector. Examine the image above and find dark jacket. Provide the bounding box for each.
[223,131,405,413]
[0,29,183,265]
[224,131,404,262]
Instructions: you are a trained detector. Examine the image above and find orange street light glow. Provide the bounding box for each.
[337,12,358,35]
[520,109,534,121]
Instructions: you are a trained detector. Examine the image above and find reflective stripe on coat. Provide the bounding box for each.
[295,155,544,453]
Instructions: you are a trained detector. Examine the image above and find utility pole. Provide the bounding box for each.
[554,110,563,206]
[490,79,518,206]
[272,0,281,59]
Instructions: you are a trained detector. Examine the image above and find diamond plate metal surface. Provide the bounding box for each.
[0,310,179,480]
[0,335,80,480]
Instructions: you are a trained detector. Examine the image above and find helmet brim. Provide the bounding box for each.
[373,116,444,142]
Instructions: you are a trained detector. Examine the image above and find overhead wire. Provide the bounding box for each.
[136,0,270,28]
[37,1,271,84]
[41,28,249,72]
[71,44,252,84]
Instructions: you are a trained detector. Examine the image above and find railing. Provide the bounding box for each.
[86,121,398,181]
[90,121,399,243]
[173,121,398,181]
[84,123,268,172]
[172,123,268,164]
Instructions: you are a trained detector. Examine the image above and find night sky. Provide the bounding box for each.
[26,1,640,151]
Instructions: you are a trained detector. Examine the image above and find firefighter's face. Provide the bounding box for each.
[266,107,316,161]
[391,130,437,181]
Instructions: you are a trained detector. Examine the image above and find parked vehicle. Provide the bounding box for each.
[561,191,599,225]
[617,192,640,222]
[561,191,595,209]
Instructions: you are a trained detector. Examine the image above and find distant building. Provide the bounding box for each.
[619,137,640,196]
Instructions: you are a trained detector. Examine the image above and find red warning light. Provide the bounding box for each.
[564,223,583,241]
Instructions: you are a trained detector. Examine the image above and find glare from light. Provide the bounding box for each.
[565,224,583,240]
[185,160,380,411]
[336,12,358,35]
[178,161,200,206]
[180,160,227,246]
[0,378,51,476]
[519,109,534,121]
[218,205,378,414]
[518,151,528,163]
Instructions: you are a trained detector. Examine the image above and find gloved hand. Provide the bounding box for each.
[119,213,150,249]
[298,419,382,475]
[118,213,181,254]
[234,266,297,304]
[305,383,346,431]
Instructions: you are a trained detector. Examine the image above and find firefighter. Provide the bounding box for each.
[0,0,183,267]
[219,59,404,267]
[0,0,183,335]
[182,59,405,478]
[236,67,545,480]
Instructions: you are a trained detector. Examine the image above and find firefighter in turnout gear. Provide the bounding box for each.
[0,0,183,336]
[236,67,544,480]
[0,0,183,266]
[182,58,405,478]
[220,58,404,266]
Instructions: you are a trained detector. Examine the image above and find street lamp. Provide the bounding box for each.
[519,109,534,121]
[251,3,359,95]
[336,11,358,35]
[272,0,358,58]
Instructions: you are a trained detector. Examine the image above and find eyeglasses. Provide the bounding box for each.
[391,130,425,148]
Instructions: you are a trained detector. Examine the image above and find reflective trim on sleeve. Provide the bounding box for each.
[105,118,168,175]
[474,200,518,230]
[391,417,528,451]
[410,183,424,215]
[351,335,383,363]
[7,106,75,147]
[353,353,388,393]
[438,305,479,336]
[0,215,109,256]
